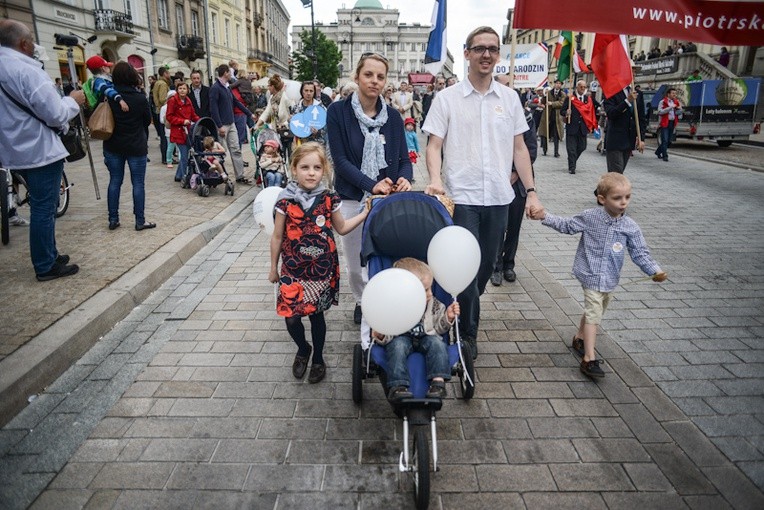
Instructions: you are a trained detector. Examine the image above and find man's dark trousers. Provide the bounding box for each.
[566,133,586,172]
[606,150,631,173]
[453,204,509,339]
[495,180,526,273]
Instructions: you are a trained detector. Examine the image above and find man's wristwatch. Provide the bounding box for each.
[525,187,536,193]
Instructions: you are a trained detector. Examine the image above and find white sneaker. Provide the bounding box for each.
[9,215,29,226]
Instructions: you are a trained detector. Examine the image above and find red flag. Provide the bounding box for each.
[590,34,633,99]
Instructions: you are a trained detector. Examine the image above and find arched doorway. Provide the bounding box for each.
[128,54,146,85]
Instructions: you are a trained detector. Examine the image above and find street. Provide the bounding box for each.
[1,133,763,509]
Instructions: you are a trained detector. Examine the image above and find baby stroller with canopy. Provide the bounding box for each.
[182,117,235,197]
[351,192,476,510]
[250,126,289,189]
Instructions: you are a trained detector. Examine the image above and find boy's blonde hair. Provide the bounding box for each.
[595,173,631,200]
[203,136,215,149]
[290,141,333,185]
[393,257,433,288]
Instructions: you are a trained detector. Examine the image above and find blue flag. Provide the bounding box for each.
[424,0,447,75]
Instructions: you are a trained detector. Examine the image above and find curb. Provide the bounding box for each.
[0,185,259,426]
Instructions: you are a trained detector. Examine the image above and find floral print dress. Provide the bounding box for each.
[275,191,341,317]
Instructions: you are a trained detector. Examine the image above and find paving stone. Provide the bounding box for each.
[48,462,104,489]
[613,404,672,443]
[549,398,618,417]
[512,382,574,399]
[257,418,328,439]
[674,398,717,417]
[693,414,764,438]
[623,462,674,491]
[139,438,217,462]
[632,386,687,422]
[644,444,716,495]
[701,465,764,509]
[602,492,688,509]
[502,439,580,463]
[521,492,607,510]
[591,417,634,438]
[572,438,651,462]
[664,421,729,467]
[550,463,634,491]
[527,417,599,438]
[486,399,555,418]
[476,464,556,491]
[461,418,532,439]
[89,462,175,489]
[658,380,724,398]
[193,491,279,510]
[738,461,764,494]
[682,494,733,510]
[713,379,764,396]
[711,437,764,462]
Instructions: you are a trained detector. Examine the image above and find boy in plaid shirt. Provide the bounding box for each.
[531,173,667,378]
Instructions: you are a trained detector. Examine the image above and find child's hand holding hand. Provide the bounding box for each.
[528,205,545,220]
[268,267,279,284]
[446,301,460,322]
[371,330,384,340]
[652,271,668,282]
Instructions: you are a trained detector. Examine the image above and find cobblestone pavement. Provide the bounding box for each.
[1,136,763,509]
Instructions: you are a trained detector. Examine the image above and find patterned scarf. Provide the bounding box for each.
[350,91,388,187]
[279,181,326,210]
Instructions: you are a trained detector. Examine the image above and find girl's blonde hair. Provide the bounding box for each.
[203,136,215,149]
[290,142,333,185]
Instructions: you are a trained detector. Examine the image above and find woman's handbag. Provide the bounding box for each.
[60,125,86,162]
[87,99,114,140]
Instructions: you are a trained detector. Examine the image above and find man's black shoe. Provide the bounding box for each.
[490,270,502,287]
[36,262,79,282]
[580,359,605,378]
[353,304,362,324]
[554,153,560,158]
[56,254,70,265]
[569,169,576,174]
[503,268,516,282]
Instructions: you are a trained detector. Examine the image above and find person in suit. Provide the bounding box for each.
[538,79,566,157]
[392,81,414,119]
[189,69,210,118]
[561,80,598,174]
[603,87,645,173]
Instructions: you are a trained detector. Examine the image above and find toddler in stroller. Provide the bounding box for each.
[258,139,284,188]
[183,117,235,197]
[202,136,228,180]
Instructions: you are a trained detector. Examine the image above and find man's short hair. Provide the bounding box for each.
[0,19,31,48]
[216,64,230,77]
[554,79,563,84]
[158,67,169,77]
[465,26,500,49]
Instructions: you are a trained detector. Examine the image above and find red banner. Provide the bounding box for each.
[513,0,764,46]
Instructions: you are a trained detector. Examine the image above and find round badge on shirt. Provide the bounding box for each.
[612,242,624,253]
[315,215,326,227]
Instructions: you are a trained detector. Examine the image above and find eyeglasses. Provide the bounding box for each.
[468,46,500,55]
[360,52,388,63]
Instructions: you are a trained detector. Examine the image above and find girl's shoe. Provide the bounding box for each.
[292,347,311,379]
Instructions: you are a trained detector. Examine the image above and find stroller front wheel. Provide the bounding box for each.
[352,344,363,404]
[412,428,430,510]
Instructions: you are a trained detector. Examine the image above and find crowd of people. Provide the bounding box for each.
[1,19,668,390]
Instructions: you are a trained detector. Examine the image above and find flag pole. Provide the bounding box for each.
[567,37,573,124]
[544,43,550,143]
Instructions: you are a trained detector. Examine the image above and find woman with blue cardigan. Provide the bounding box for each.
[326,53,413,324]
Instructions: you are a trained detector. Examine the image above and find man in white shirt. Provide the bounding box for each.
[0,20,85,281]
[422,26,543,358]
[392,81,413,119]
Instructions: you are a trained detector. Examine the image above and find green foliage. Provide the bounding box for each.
[291,29,342,87]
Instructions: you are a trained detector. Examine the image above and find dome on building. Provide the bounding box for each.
[353,0,384,9]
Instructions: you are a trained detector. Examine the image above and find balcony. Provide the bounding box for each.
[248,49,273,63]
[93,9,135,38]
[177,34,206,61]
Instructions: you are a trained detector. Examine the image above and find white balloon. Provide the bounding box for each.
[427,226,481,296]
[362,268,427,337]
[252,186,283,234]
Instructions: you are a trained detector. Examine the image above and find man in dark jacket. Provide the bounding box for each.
[209,64,256,183]
[491,81,538,286]
[189,69,210,118]
[603,87,645,173]
[561,80,599,174]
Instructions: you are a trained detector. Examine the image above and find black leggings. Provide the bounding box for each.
[285,312,326,365]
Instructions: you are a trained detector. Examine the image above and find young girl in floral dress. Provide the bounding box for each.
[268,142,369,383]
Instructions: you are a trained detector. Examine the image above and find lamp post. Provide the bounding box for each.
[348,9,360,70]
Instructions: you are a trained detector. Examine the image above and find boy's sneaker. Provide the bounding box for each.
[387,386,413,402]
[580,359,605,378]
[9,215,29,226]
[426,381,447,399]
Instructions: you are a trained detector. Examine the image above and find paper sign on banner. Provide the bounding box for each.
[467,43,549,90]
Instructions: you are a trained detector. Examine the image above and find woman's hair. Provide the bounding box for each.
[203,136,215,149]
[465,26,500,49]
[111,61,140,88]
[269,74,284,91]
[175,82,188,93]
[393,257,433,288]
[354,53,389,79]
[595,172,631,199]
[290,142,333,185]
[300,81,316,98]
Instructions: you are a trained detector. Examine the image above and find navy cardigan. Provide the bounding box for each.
[327,97,413,201]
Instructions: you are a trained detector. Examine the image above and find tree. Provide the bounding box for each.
[291,29,342,87]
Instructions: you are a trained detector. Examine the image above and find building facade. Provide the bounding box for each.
[291,0,454,86]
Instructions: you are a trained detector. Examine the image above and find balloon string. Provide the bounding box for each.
[452,295,474,389]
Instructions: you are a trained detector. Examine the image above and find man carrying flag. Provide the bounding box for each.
[561,80,598,174]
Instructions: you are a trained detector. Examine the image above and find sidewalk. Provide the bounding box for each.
[0,137,259,424]
[1,137,762,509]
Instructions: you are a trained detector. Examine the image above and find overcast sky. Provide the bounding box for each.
[282,0,516,79]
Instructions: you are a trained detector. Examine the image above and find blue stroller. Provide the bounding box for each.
[351,192,476,510]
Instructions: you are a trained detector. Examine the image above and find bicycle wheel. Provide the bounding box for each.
[412,428,430,510]
[1,169,9,245]
[55,171,70,218]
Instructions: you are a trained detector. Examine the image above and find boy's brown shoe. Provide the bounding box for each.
[580,359,605,378]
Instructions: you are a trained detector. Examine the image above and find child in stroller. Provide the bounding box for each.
[372,257,459,403]
[202,136,228,180]
[258,139,284,187]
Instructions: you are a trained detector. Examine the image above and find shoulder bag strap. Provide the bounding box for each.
[0,81,60,133]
